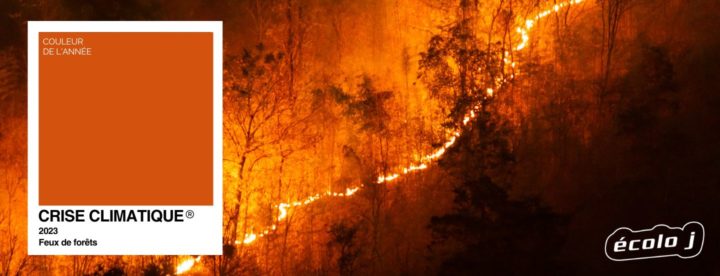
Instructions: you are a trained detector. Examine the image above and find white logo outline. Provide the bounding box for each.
[604,221,705,261]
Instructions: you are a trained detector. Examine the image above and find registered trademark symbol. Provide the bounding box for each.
[186,210,195,219]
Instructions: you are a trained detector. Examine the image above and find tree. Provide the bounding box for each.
[599,0,631,92]
[342,76,394,273]
[222,44,289,274]
[428,108,568,275]
[418,15,503,129]
[419,1,568,273]
[327,221,360,275]
[0,42,29,276]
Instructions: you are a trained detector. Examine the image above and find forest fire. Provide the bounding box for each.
[232,0,585,249]
[0,0,715,273]
[172,0,590,273]
[0,0,717,273]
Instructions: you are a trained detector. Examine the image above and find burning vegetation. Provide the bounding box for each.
[2,0,720,275]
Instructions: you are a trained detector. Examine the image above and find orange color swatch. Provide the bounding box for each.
[38,32,213,205]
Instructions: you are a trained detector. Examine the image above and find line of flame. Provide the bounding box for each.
[178,0,585,273]
[238,0,585,247]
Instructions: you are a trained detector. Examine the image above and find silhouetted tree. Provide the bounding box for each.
[418,17,503,128]
[327,221,360,275]
[428,105,568,275]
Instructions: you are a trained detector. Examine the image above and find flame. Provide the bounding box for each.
[515,0,583,51]
[176,256,201,275]
[241,233,257,244]
[277,203,289,221]
[177,1,588,273]
[234,0,587,248]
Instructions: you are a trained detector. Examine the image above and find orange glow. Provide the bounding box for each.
[177,1,589,272]
[516,0,584,50]
[176,256,201,275]
[446,56,460,73]
[277,203,289,221]
[232,0,587,248]
[241,233,257,244]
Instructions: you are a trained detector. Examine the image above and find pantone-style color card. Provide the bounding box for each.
[27,22,222,255]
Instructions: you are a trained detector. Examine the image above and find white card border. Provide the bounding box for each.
[27,21,223,255]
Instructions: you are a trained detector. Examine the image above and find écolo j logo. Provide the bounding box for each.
[605,221,704,261]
